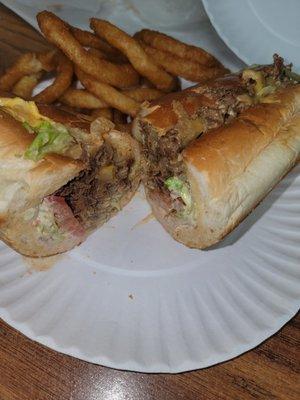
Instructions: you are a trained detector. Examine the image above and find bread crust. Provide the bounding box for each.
[132,73,244,140]
[146,85,300,248]
[0,125,141,257]
[0,110,85,217]
[0,97,142,256]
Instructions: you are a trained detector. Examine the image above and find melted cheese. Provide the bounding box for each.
[0,97,50,127]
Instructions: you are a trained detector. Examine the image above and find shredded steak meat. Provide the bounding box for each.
[141,57,295,211]
[142,82,249,191]
[57,142,133,230]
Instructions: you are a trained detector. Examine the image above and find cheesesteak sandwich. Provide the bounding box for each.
[0,95,141,256]
[133,56,300,248]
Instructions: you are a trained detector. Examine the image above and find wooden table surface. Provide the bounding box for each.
[0,4,299,399]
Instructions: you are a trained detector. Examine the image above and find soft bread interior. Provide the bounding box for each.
[0,102,117,219]
[0,128,141,257]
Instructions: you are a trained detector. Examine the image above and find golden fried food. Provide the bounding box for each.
[33,53,73,104]
[0,52,42,91]
[0,10,228,118]
[37,49,57,71]
[70,26,118,55]
[91,108,113,121]
[12,72,42,99]
[75,67,140,117]
[135,29,222,67]
[90,19,177,92]
[139,43,228,83]
[37,11,139,88]
[122,87,163,101]
[60,88,108,109]
[87,47,108,59]
[88,47,127,64]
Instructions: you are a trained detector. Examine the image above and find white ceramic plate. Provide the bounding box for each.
[0,1,299,373]
[203,0,300,71]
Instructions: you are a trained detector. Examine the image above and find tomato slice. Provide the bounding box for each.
[45,195,86,242]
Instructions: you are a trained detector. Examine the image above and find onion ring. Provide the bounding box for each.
[90,19,177,92]
[122,87,163,101]
[33,53,73,104]
[0,52,42,91]
[135,29,223,67]
[37,11,139,88]
[12,72,42,99]
[75,67,140,117]
[37,49,57,72]
[70,26,119,56]
[60,88,108,109]
[139,43,229,83]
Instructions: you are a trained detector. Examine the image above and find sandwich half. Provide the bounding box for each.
[133,56,300,248]
[0,95,141,256]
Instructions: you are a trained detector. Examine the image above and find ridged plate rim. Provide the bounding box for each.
[0,304,299,373]
[0,0,299,374]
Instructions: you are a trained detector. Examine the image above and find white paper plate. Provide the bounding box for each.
[203,0,300,71]
[0,1,299,373]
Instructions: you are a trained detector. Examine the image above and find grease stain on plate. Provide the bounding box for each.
[23,254,62,271]
[131,213,154,230]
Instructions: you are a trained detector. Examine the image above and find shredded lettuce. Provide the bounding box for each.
[24,201,63,241]
[36,201,62,239]
[22,121,34,133]
[165,177,192,210]
[24,121,73,161]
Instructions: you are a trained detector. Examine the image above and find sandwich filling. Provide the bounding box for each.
[0,99,137,255]
[0,97,82,161]
[16,135,136,253]
[139,56,300,222]
[57,135,135,231]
